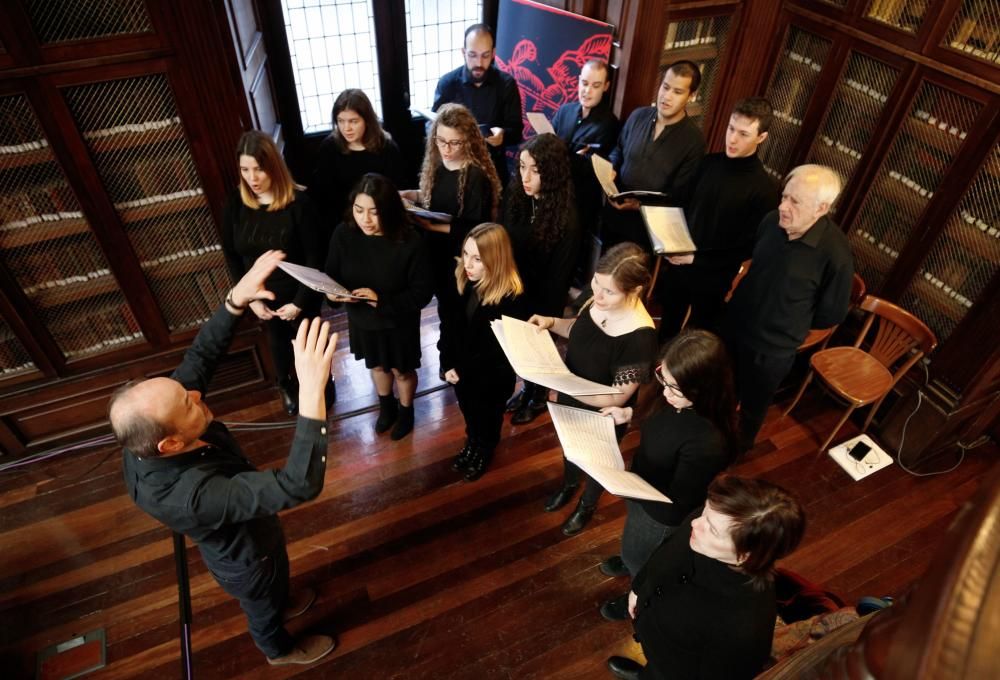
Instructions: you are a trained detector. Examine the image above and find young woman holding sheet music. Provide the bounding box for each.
[399,104,502,365]
[324,173,432,440]
[310,89,404,236]
[222,130,325,416]
[502,133,581,425]
[527,242,658,535]
[439,223,525,481]
[594,328,739,622]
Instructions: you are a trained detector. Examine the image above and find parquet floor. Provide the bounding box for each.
[0,307,995,679]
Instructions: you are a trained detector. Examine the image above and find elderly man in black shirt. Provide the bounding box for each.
[657,97,779,341]
[724,164,854,451]
[602,60,705,252]
[112,251,340,667]
[432,23,522,184]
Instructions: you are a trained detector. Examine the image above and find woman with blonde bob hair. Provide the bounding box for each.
[401,103,502,365]
[223,130,326,415]
[439,223,525,481]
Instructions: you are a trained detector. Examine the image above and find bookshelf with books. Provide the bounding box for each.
[0,1,284,457]
[660,13,736,131]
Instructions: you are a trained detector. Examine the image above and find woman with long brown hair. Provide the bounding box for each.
[439,222,525,480]
[222,130,326,415]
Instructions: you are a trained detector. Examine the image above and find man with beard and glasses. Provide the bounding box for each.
[432,23,522,184]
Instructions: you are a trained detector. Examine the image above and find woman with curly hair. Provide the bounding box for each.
[310,89,404,234]
[502,133,581,424]
[400,103,502,364]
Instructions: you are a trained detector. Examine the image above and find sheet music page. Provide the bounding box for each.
[590,154,620,197]
[414,107,437,122]
[524,371,622,396]
[584,468,673,503]
[547,403,623,470]
[526,112,555,135]
[499,316,568,374]
[276,262,366,299]
[640,206,696,254]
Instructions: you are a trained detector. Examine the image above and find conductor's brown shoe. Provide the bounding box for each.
[267,634,336,666]
[283,587,317,622]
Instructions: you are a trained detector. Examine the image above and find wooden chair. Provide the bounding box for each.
[783,294,937,452]
[797,273,867,352]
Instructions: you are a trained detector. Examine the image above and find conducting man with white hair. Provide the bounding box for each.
[723,164,854,451]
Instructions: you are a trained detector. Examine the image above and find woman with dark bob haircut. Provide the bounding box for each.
[502,133,581,424]
[324,173,432,440]
[607,475,806,680]
[311,89,404,231]
[596,329,739,622]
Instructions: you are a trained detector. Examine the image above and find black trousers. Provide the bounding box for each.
[728,339,796,450]
[655,264,733,342]
[599,206,651,253]
[209,548,293,659]
[454,366,515,448]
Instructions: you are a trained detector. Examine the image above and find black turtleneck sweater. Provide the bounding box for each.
[684,152,779,275]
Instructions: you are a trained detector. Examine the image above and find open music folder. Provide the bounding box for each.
[276,262,369,300]
[640,205,696,254]
[591,154,669,202]
[490,316,622,396]
[547,403,672,503]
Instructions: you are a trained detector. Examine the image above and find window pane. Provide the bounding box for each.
[281,0,382,134]
[405,1,483,110]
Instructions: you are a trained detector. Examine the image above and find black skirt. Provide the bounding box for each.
[347,315,422,373]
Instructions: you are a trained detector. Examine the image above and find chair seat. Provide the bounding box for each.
[811,347,893,406]
[799,327,834,352]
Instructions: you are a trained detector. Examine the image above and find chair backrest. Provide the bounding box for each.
[725,259,752,302]
[854,295,938,375]
[850,273,867,307]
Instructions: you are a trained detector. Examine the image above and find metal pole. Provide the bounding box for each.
[172,531,194,679]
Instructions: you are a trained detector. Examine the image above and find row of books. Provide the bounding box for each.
[9,241,109,294]
[56,302,144,358]
[0,339,34,375]
[101,154,200,204]
[921,269,974,309]
[82,116,181,140]
[130,216,220,263]
[0,183,80,233]
[912,109,969,140]
[662,18,725,51]
[157,265,230,331]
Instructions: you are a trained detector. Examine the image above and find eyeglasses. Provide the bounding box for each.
[654,364,682,394]
[434,137,465,150]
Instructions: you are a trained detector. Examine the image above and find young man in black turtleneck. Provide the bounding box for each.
[655,97,779,342]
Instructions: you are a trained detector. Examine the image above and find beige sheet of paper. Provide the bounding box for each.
[640,206,696,254]
[590,154,620,197]
[527,112,555,135]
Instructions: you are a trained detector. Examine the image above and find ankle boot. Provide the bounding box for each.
[544,483,579,512]
[391,403,414,440]
[561,499,597,536]
[278,379,298,416]
[463,444,494,481]
[374,395,398,434]
[451,439,476,471]
[511,383,549,424]
[505,386,529,413]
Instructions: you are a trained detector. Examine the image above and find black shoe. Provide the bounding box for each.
[505,387,528,413]
[278,382,298,416]
[599,555,630,578]
[511,399,547,425]
[463,445,494,481]
[544,484,579,512]
[561,500,596,536]
[451,439,476,471]
[391,404,414,440]
[607,656,643,680]
[600,593,630,621]
[375,395,398,434]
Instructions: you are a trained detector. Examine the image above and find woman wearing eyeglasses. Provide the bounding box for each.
[400,104,502,367]
[595,328,739,626]
[527,242,658,536]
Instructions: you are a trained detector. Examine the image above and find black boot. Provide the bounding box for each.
[374,395,398,434]
[511,383,549,424]
[607,656,643,680]
[278,379,298,416]
[544,483,579,512]
[464,444,494,481]
[451,439,476,471]
[505,386,528,413]
[391,403,414,440]
[600,592,630,621]
[599,555,630,578]
[561,499,596,536]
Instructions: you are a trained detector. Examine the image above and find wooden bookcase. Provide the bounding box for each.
[0,0,281,458]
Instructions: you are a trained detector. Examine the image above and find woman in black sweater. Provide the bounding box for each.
[310,89,405,236]
[502,133,581,424]
[324,174,432,439]
[222,130,324,415]
[400,103,502,365]
[608,475,805,680]
[596,328,739,622]
[439,222,525,481]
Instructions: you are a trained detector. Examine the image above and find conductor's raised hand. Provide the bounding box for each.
[292,317,338,421]
[232,250,284,308]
